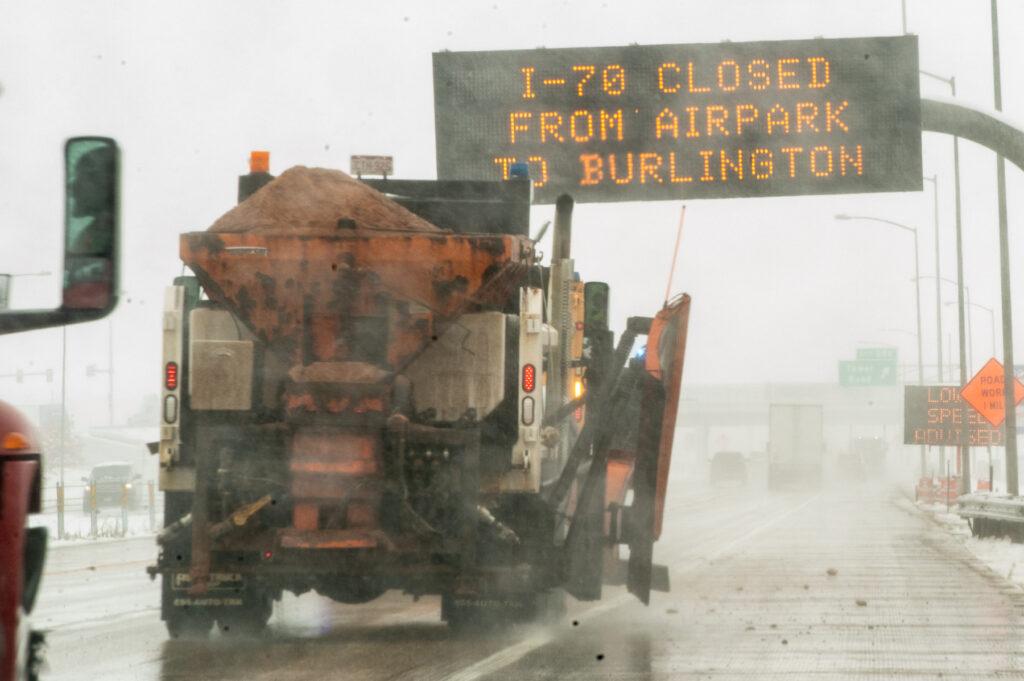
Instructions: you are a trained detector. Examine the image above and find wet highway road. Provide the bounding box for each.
[34,480,1024,680]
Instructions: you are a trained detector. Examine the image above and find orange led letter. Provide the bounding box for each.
[579,153,604,185]
[609,153,634,184]
[810,145,833,177]
[687,61,711,93]
[750,148,773,179]
[825,101,849,132]
[509,112,531,144]
[747,59,770,90]
[766,104,790,134]
[668,152,693,183]
[720,149,744,181]
[639,152,664,183]
[658,62,681,93]
[839,144,863,175]
[540,112,565,143]
[521,67,537,99]
[655,108,680,140]
[795,102,819,133]
[600,109,624,141]
[570,110,594,142]
[808,57,830,89]
[777,57,800,89]
[735,104,758,135]
[717,60,740,92]
[684,106,700,138]
[698,150,716,181]
[706,105,730,136]
[779,146,802,177]
[573,65,596,97]
[493,156,516,180]
[528,155,549,187]
[602,65,626,95]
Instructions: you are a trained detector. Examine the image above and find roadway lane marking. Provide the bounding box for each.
[698,492,820,563]
[444,493,820,681]
[45,558,152,577]
[46,606,161,635]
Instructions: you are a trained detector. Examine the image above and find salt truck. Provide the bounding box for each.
[149,153,690,636]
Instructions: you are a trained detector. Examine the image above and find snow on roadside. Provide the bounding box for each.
[30,509,161,546]
[911,498,1024,589]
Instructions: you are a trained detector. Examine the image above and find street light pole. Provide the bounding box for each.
[921,68,969,493]
[108,316,114,426]
[924,176,944,385]
[59,325,67,487]
[969,301,996,359]
[923,175,951,485]
[991,0,1018,495]
[944,288,975,375]
[962,296,997,455]
[836,214,926,476]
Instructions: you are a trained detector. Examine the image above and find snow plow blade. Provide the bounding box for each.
[561,294,691,605]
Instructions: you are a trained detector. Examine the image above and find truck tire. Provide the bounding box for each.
[216,591,272,637]
[165,607,214,639]
[315,577,385,605]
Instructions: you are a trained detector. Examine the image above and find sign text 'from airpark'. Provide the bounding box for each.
[433,36,922,203]
[904,385,1005,448]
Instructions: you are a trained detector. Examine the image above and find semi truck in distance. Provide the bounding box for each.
[149,153,691,637]
[0,137,120,681]
[767,403,824,489]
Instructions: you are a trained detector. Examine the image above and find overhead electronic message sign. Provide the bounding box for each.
[904,385,1005,447]
[433,36,922,203]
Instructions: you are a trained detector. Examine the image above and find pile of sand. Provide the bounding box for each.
[208,166,439,234]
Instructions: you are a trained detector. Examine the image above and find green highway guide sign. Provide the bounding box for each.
[840,359,897,386]
[856,347,897,362]
[433,35,922,203]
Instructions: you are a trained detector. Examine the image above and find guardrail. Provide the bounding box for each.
[43,481,163,540]
[956,494,1024,541]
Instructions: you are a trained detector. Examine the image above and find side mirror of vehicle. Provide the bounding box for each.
[62,137,119,314]
[0,137,120,335]
[133,473,142,481]
[80,476,90,484]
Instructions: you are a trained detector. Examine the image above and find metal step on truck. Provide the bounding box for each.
[148,153,691,637]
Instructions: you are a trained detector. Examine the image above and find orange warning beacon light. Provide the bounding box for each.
[249,150,270,174]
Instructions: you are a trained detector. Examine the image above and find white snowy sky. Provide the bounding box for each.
[0,0,1022,427]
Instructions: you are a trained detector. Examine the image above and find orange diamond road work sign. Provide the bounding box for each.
[960,358,1024,427]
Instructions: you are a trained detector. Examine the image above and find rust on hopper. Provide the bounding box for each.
[181,166,535,370]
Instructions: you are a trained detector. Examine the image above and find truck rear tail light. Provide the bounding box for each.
[521,396,535,426]
[165,362,178,391]
[522,364,536,393]
[163,395,178,424]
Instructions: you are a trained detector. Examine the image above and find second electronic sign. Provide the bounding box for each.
[904,385,1005,447]
[433,36,922,203]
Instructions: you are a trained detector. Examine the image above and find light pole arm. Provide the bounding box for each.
[922,97,1024,173]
